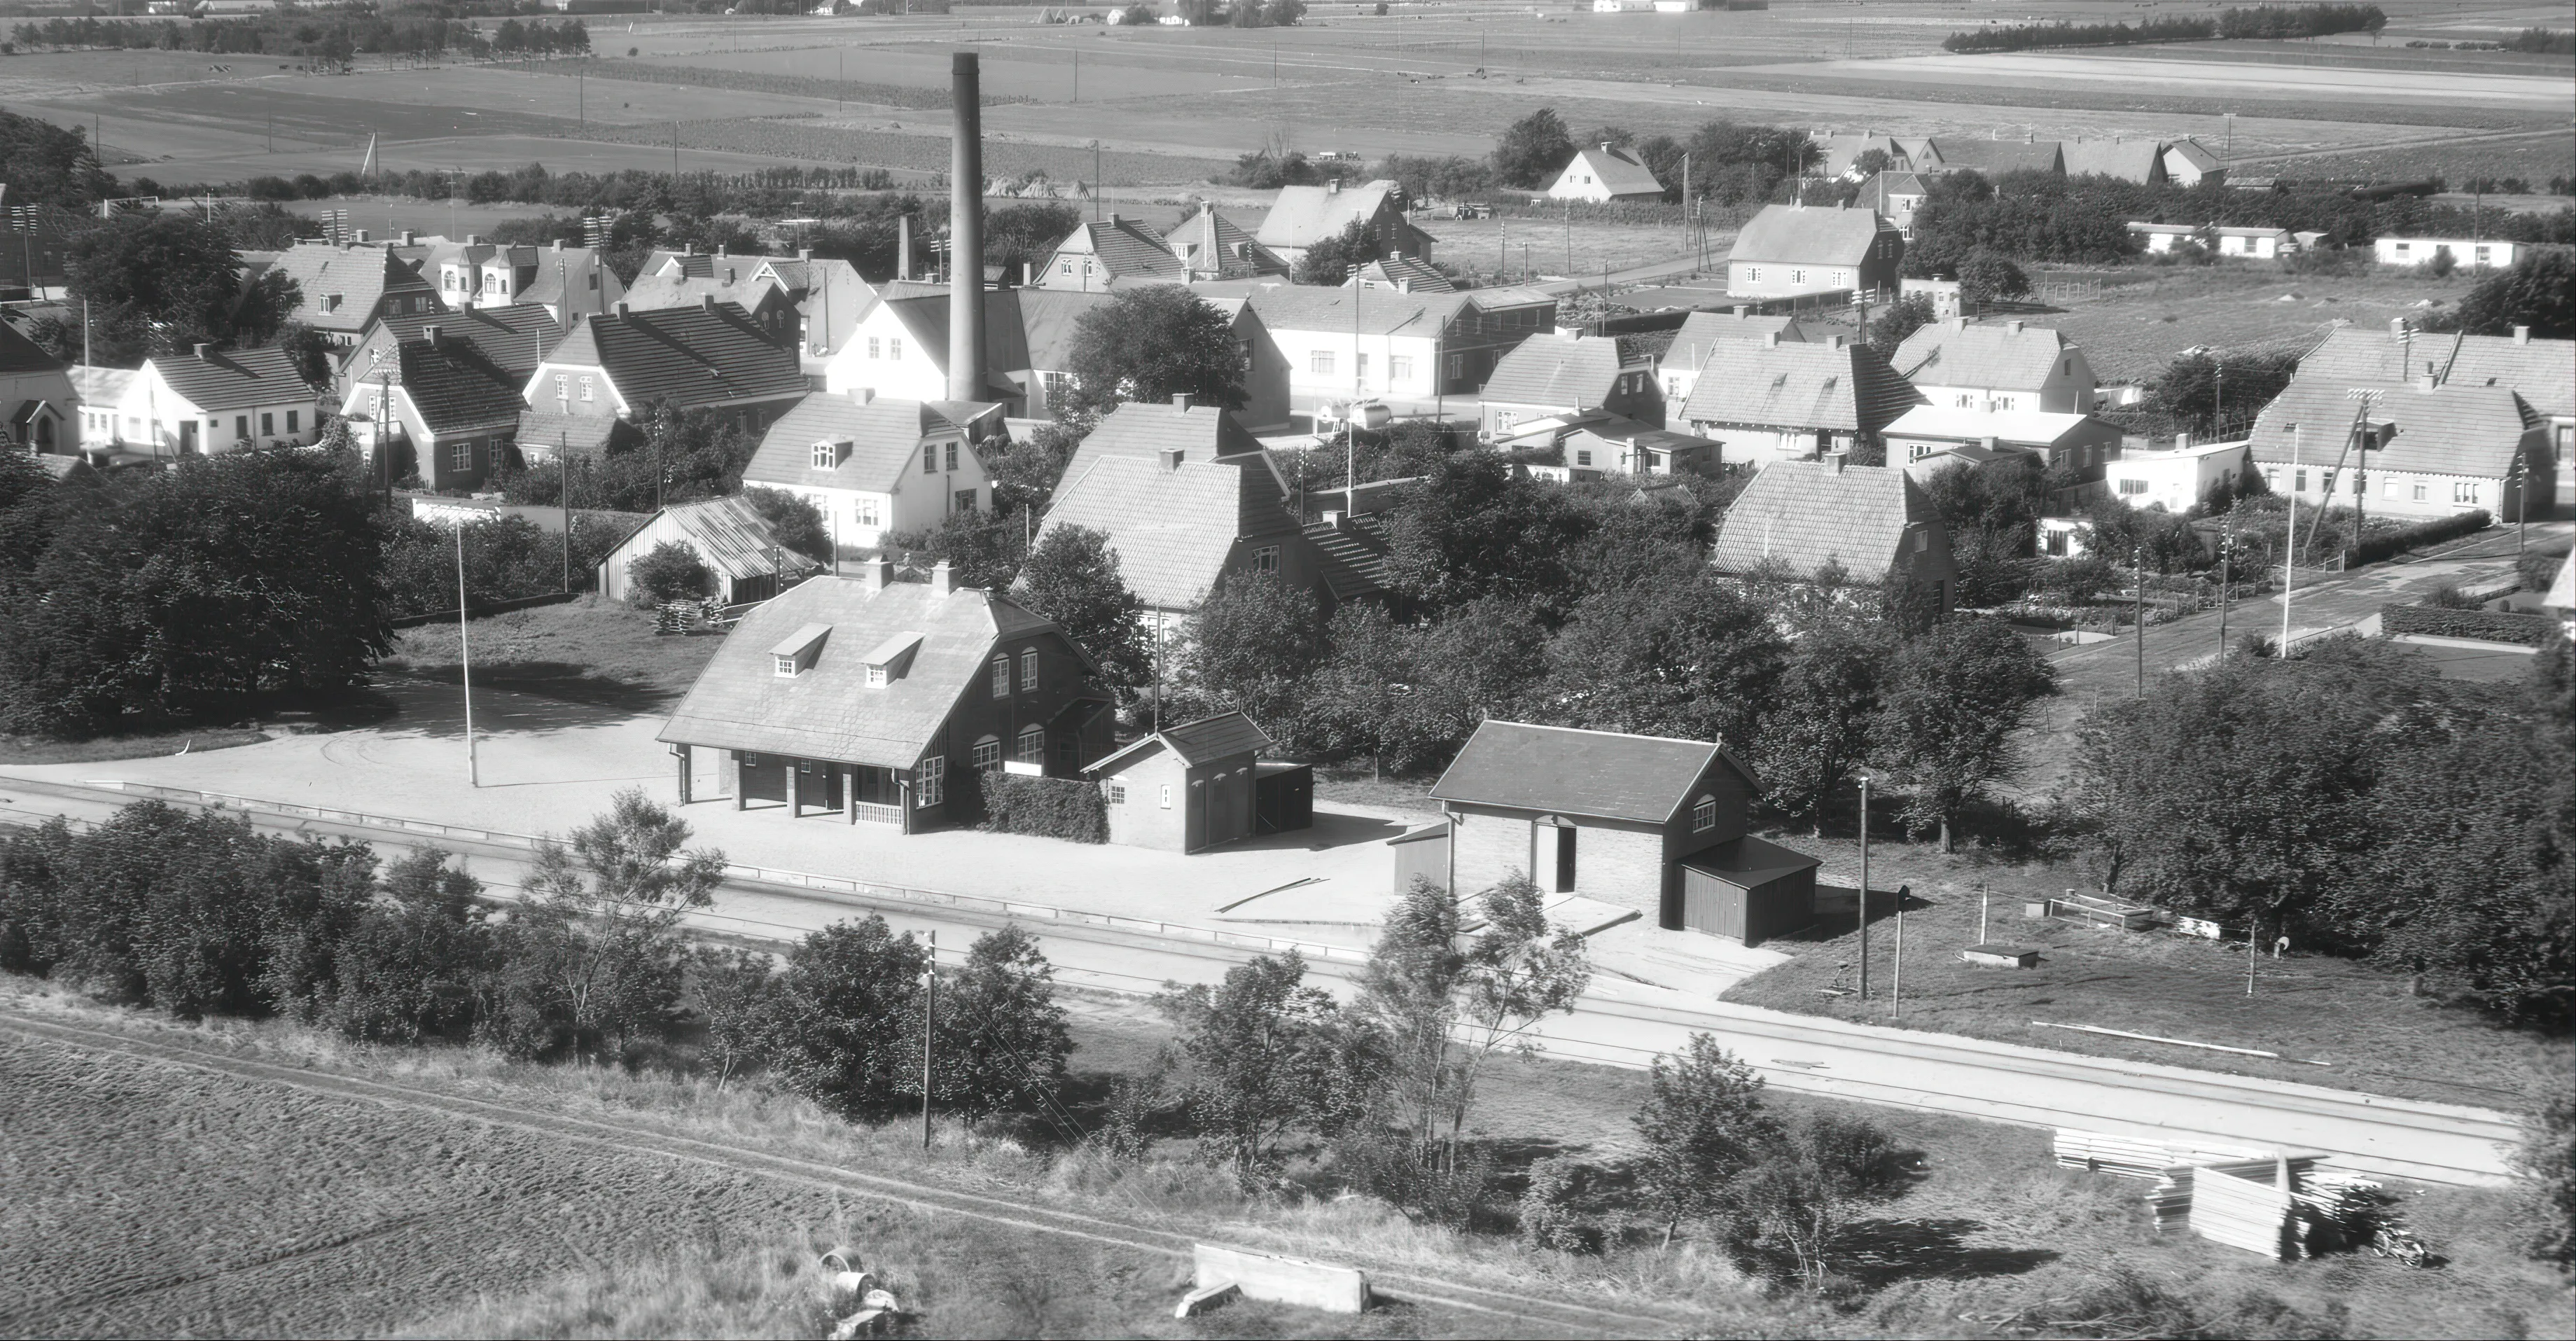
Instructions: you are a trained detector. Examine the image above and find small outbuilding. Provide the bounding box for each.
[597,494,816,604]
[1085,711,1297,853]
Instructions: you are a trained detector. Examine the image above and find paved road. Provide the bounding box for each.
[1,775,2521,1187]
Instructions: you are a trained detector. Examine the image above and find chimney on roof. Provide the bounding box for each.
[1171,392,1192,411]
[193,342,211,361]
[799,247,813,262]
[423,324,443,347]
[1948,317,1970,331]
[861,557,895,592]
[1022,260,1033,286]
[716,244,727,259]
[2418,373,2438,393]
[552,239,563,253]
[2006,319,2025,334]
[2175,430,2192,449]
[2388,317,2409,340]
[701,293,717,312]
[949,51,989,405]
[931,560,959,597]
[1763,333,1779,348]
[1328,179,1341,195]
[1828,333,1849,349]
[2514,324,2531,345]
[1982,435,1999,452]
[1158,447,1186,471]
[401,230,416,246]
[355,229,371,244]
[1826,450,1846,474]
[848,387,875,405]
[725,266,737,284]
[613,300,631,317]
[683,243,695,256]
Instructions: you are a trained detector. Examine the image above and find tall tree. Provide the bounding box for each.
[1490,108,1576,190]
[1178,571,1325,735]
[758,915,930,1120]
[932,925,1073,1121]
[1759,624,1891,832]
[1539,574,1786,749]
[0,108,115,207]
[1381,452,1592,620]
[65,213,283,354]
[1015,523,1151,700]
[1872,618,2056,850]
[1634,1035,1776,1246]
[2447,249,2576,339]
[1062,285,1246,417]
[1157,951,1375,1178]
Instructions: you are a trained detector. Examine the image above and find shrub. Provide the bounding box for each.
[931,925,1073,1123]
[977,773,1108,843]
[1517,1155,1603,1254]
[2346,508,2488,566]
[627,539,711,604]
[2381,603,2557,647]
[759,915,928,1120]
[318,849,497,1043]
[2518,1076,2576,1274]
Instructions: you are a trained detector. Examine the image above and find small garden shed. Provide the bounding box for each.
[598,494,811,605]
[1085,711,1279,853]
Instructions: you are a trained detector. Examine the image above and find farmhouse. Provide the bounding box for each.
[1414,720,1818,944]
[517,300,811,463]
[1254,179,1433,270]
[595,494,814,604]
[1725,202,1902,300]
[1544,144,1666,203]
[1710,457,1958,609]
[1673,334,1923,466]
[657,562,1115,829]
[1893,318,2097,415]
[738,391,1003,553]
[337,329,529,492]
[109,344,319,457]
[2249,377,2553,523]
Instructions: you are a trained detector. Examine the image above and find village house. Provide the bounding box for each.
[595,494,815,604]
[1223,282,1559,418]
[823,287,1087,416]
[2059,137,2168,185]
[1477,328,1661,437]
[1655,310,1817,405]
[1816,132,1914,179]
[516,299,812,464]
[1353,253,1453,293]
[626,245,871,375]
[1404,719,1819,946]
[1885,405,2122,494]
[1709,457,1958,610]
[1544,143,1666,203]
[2287,319,2571,503]
[1254,179,1434,270]
[69,365,135,454]
[1161,203,1290,282]
[1858,169,1929,239]
[657,561,1115,829]
[338,328,529,492]
[1501,411,1722,482]
[1724,202,1903,301]
[1035,214,1185,291]
[1914,137,2066,178]
[1893,318,2098,415]
[0,321,73,456]
[104,343,319,457]
[2373,237,2521,270]
[2161,139,2226,187]
[338,304,563,403]
[265,240,446,347]
[421,237,625,319]
[1085,711,1309,853]
[2126,222,2292,258]
[2249,377,2554,523]
[738,391,1004,553]
[1674,333,1924,466]
[2098,435,2252,517]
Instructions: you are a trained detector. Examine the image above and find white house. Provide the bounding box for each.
[107,344,319,458]
[1892,318,2097,415]
[1725,202,1902,300]
[2374,237,2521,270]
[69,365,135,452]
[2250,377,2554,524]
[2103,436,2250,515]
[2126,222,2292,258]
[738,390,1003,553]
[1224,282,1559,418]
[1544,144,1665,204]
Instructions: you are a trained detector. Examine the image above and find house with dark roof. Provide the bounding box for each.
[1655,310,1816,405]
[1164,203,1289,282]
[339,304,563,403]
[657,561,1115,829]
[2161,139,2225,187]
[596,494,817,604]
[337,328,529,492]
[1353,253,1454,293]
[1709,457,1958,608]
[1675,333,1924,466]
[1545,144,1666,203]
[1725,202,1902,300]
[517,299,813,464]
[739,390,1005,552]
[1416,719,1818,943]
[1031,422,1322,624]
[268,241,446,347]
[1893,317,2096,415]
[1858,169,1928,240]
[1255,179,1433,270]
[1036,214,1185,290]
[1084,711,1281,852]
[116,343,320,457]
[2059,137,2168,185]
[2249,377,2552,523]
[0,319,72,456]
[2299,319,2574,467]
[1477,328,1660,436]
[1917,137,2066,179]
[627,245,870,375]
[421,237,626,320]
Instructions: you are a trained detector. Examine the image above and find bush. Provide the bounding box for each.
[929,924,1073,1123]
[758,915,929,1120]
[2381,603,2558,647]
[2348,509,2490,566]
[2518,1076,2576,1274]
[1517,1155,1603,1253]
[977,772,1108,843]
[317,849,497,1043]
[627,540,711,604]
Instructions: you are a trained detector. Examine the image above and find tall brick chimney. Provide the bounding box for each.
[949,52,986,404]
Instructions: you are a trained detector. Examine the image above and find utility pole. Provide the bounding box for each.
[1856,774,1872,1001]
[2133,543,2145,697]
[2217,515,2232,655]
[560,443,571,594]
[1892,886,1904,1017]
[921,929,937,1148]
[2281,423,2298,654]
[457,524,480,787]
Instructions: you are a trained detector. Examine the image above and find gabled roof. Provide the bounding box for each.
[1921,138,2065,176]
[625,270,795,317]
[0,321,64,375]
[1067,214,1184,282]
[546,302,809,409]
[635,495,801,583]
[1241,284,1478,338]
[392,334,524,436]
[2299,323,2575,422]
[1430,719,1753,825]
[1257,179,1404,251]
[515,409,632,458]
[1036,451,1294,610]
[2164,139,2222,172]
[657,574,1066,768]
[1678,340,1922,435]
[69,365,133,406]
[1356,254,1454,293]
[1166,206,1288,279]
[269,242,434,331]
[2059,138,2165,183]
[1727,203,1892,268]
[1884,405,2108,447]
[1303,513,1390,602]
[1061,398,1265,479]
[1555,144,1664,198]
[2250,377,2540,480]
[1860,170,1927,214]
[876,288,1115,384]
[1481,331,1627,410]
[515,245,627,317]
[1893,319,2080,392]
[353,305,564,381]
[742,392,999,494]
[1818,133,1911,178]
[148,345,312,412]
[1709,459,1943,581]
[1085,710,1273,775]
[1662,311,1811,373]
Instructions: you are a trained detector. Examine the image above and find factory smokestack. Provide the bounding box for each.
[949,51,986,404]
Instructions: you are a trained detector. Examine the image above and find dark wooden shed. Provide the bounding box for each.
[1678,835,1819,947]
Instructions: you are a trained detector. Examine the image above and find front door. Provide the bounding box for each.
[177,419,197,455]
[1554,826,1578,893]
[1185,777,1208,852]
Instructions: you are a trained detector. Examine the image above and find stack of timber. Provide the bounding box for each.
[2053,1128,2264,1179]
[2047,891,2158,931]
[2188,1158,2314,1260]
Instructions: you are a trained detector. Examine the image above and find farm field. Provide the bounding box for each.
[2013,263,2480,384]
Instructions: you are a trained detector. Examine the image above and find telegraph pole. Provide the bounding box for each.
[920,930,938,1148]
[457,524,480,787]
[1856,774,1872,1001]
[2133,543,2146,696]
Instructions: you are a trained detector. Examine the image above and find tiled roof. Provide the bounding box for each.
[394,335,524,436]
[1303,513,1390,602]
[549,302,809,410]
[2250,377,2539,480]
[741,392,998,494]
[2299,324,2574,422]
[2060,139,2165,183]
[1431,719,1748,824]
[515,409,628,457]
[1559,144,1664,198]
[1088,710,1274,774]
[1480,331,1625,409]
[1884,405,2106,447]
[2164,139,2222,172]
[1818,133,1911,178]
[657,575,1059,767]
[1727,203,1892,268]
[1166,207,1288,279]
[1078,216,1185,281]
[356,306,563,380]
[1257,179,1404,251]
[1861,170,1926,214]
[1709,459,1942,581]
[0,321,62,375]
[2447,336,2575,422]
[625,270,795,318]
[1893,320,2077,391]
[1678,341,1922,435]
[638,495,802,583]
[1241,284,1477,338]
[1356,254,1454,292]
[270,242,434,333]
[515,246,627,318]
[1036,452,1292,610]
[1062,399,1265,480]
[1923,139,2065,176]
[149,345,312,412]
[1662,311,1812,374]
[878,288,1115,385]
[68,365,132,406]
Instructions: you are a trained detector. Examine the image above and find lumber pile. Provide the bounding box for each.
[2052,1128,2264,1179]
[2056,1132,2374,1258]
[2047,891,2157,931]
[2189,1158,2306,1260]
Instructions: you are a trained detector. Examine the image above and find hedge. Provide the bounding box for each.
[2382,602,2558,647]
[2348,509,2490,566]
[977,773,1108,844]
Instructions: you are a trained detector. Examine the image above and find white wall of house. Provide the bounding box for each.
[1687,423,1838,469]
[1726,260,1860,300]
[1272,325,1447,410]
[822,305,948,400]
[768,439,989,553]
[2260,460,2522,520]
[2108,447,2243,515]
[2374,237,2518,269]
[117,366,317,457]
[2216,232,2285,259]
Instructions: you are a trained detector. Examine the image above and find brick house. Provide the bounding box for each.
[516,298,812,464]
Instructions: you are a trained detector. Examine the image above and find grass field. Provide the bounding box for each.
[377,595,720,705]
[2012,263,2479,384]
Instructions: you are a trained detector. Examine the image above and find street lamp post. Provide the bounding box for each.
[1856,773,1872,1001]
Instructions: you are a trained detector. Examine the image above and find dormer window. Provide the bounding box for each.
[860,631,922,687]
[812,438,850,470]
[768,623,830,678]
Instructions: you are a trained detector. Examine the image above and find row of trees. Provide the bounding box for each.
[1940,4,2383,53]
[11,14,588,64]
